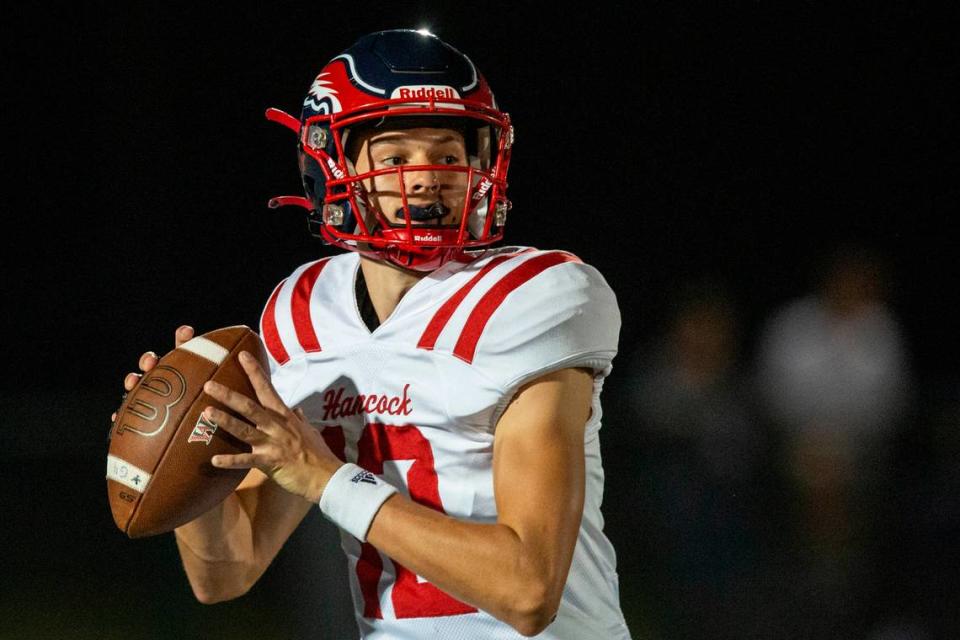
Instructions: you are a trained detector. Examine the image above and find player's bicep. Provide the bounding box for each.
[492,368,593,570]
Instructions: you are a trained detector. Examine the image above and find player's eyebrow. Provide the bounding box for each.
[370,134,458,146]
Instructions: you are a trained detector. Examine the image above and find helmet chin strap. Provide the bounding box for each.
[399,202,450,222]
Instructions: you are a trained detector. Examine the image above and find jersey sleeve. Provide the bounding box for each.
[257,257,335,405]
[259,277,287,378]
[258,275,301,405]
[467,253,621,393]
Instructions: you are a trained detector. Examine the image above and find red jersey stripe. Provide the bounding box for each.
[261,279,290,365]
[452,251,581,364]
[290,258,331,354]
[417,249,532,351]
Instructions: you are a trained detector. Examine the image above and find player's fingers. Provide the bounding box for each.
[203,406,266,445]
[238,351,288,414]
[124,372,142,391]
[210,452,258,470]
[203,380,272,427]
[138,351,158,372]
[175,325,194,348]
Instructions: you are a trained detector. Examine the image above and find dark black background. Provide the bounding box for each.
[2,2,958,639]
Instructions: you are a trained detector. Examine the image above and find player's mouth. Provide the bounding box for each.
[396,201,449,223]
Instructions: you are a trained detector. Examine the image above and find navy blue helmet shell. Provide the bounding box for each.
[300,29,486,120]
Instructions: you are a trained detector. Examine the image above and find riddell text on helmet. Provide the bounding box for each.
[391,85,461,101]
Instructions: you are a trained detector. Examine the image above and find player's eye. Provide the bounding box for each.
[380,156,405,167]
[442,155,461,165]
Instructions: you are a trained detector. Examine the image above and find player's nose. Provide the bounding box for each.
[406,168,441,194]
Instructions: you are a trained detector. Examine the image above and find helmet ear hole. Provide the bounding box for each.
[298,150,328,213]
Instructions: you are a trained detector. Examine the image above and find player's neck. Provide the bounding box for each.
[359,256,428,323]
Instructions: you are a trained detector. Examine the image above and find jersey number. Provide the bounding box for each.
[322,423,478,619]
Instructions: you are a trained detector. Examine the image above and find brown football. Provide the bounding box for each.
[107,325,269,538]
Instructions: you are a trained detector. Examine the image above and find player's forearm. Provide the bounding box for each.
[366,496,570,635]
[173,494,259,603]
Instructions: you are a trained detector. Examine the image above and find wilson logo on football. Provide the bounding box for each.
[116,366,187,438]
[187,414,218,445]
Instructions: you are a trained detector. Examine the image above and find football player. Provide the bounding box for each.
[121,29,631,639]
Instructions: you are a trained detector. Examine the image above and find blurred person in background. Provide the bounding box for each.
[756,243,912,635]
[620,279,777,639]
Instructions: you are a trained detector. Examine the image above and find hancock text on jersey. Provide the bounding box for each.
[321,383,413,421]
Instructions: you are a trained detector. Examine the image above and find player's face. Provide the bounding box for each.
[351,127,470,227]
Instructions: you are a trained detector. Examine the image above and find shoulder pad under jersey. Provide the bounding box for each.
[417,248,621,391]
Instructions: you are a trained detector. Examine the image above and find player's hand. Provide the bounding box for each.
[201,350,343,503]
[112,325,195,423]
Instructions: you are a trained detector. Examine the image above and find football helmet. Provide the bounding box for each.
[267,29,514,271]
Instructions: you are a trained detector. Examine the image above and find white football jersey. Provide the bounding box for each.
[260,247,631,640]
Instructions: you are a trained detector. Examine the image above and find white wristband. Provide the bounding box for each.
[318,463,398,542]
